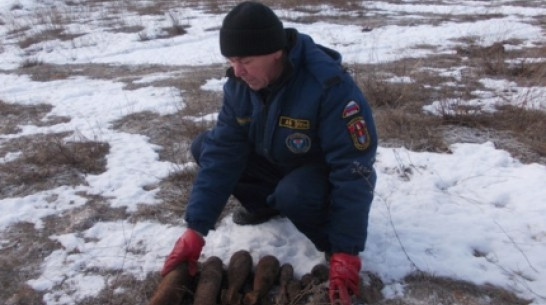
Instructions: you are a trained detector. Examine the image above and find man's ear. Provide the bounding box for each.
[273,50,284,60]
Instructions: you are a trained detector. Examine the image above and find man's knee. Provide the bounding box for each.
[272,165,329,215]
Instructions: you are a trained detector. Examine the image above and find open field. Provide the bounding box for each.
[0,1,545,305]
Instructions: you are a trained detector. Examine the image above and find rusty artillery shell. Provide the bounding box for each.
[278,263,294,286]
[194,256,224,305]
[243,255,280,305]
[287,279,302,302]
[301,264,330,288]
[310,264,329,284]
[221,250,253,305]
[149,263,191,305]
[274,263,294,305]
[300,273,313,288]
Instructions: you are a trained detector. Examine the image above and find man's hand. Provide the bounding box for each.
[161,229,205,277]
[329,253,361,305]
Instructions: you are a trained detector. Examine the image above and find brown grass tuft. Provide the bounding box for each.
[375,109,448,152]
[0,133,110,198]
[77,272,162,305]
[0,101,55,134]
[390,272,533,305]
[0,222,59,304]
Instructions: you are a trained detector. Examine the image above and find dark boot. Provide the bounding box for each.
[232,206,279,225]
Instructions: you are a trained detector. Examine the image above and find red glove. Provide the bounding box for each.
[161,228,205,277]
[329,253,361,305]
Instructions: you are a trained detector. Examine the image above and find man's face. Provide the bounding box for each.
[227,50,283,91]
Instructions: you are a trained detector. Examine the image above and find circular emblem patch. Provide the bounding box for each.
[285,133,311,154]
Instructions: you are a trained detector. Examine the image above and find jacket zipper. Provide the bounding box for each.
[260,98,272,159]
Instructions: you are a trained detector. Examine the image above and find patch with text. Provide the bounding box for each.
[279,116,311,130]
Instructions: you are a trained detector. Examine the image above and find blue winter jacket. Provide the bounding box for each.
[185,29,377,254]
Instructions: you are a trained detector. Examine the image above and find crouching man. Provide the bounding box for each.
[161,2,377,305]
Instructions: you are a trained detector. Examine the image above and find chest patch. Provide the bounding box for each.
[285,133,311,154]
[342,100,360,118]
[279,116,310,130]
[347,116,371,150]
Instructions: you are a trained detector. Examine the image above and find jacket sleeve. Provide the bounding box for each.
[184,85,251,236]
[319,75,377,254]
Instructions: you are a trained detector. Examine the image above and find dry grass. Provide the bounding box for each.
[17,28,83,49]
[77,272,162,305]
[379,273,532,305]
[350,41,545,160]
[4,6,83,52]
[45,192,129,233]
[441,41,545,161]
[259,0,363,11]
[467,106,546,158]
[0,222,58,305]
[0,100,67,134]
[0,133,110,199]
[352,60,452,152]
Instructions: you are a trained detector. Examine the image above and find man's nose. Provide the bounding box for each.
[232,62,246,77]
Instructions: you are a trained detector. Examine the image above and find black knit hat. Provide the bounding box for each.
[220,1,286,57]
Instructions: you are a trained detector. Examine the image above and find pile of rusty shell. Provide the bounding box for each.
[149,252,333,305]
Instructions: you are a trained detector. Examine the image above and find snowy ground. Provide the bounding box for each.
[0,1,545,304]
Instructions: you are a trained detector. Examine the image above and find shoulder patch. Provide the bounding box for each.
[346,116,371,151]
[342,100,360,118]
